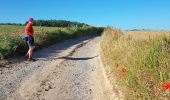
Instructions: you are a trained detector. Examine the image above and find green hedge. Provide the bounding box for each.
[0,26,104,59]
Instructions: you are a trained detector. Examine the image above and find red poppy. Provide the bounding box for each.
[121,68,126,73]
[162,82,170,89]
[115,64,119,68]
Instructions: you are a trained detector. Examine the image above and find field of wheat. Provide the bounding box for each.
[101,28,170,99]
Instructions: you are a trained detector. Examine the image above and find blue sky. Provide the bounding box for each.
[0,0,170,30]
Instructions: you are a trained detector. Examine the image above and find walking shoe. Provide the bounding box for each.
[27,58,36,61]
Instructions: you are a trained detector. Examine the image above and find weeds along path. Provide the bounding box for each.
[0,35,115,100]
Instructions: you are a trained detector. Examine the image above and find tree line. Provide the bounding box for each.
[31,20,89,27]
[0,20,89,27]
[0,23,22,26]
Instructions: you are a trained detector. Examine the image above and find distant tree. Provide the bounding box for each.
[32,20,89,27]
[0,20,89,27]
[0,23,23,26]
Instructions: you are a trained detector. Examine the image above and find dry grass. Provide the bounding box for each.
[101,28,170,99]
[125,30,170,40]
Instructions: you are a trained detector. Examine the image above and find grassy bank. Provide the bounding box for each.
[101,28,170,99]
[0,25,104,59]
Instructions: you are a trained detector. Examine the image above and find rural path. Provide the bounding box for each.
[0,35,117,100]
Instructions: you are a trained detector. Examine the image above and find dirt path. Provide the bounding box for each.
[0,35,116,100]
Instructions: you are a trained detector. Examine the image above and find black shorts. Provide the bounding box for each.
[26,36,35,47]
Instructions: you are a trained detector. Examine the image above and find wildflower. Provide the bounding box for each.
[162,82,170,89]
[115,64,119,68]
[121,68,126,73]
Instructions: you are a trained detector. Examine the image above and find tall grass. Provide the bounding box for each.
[0,25,104,59]
[101,27,170,99]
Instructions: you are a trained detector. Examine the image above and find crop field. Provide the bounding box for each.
[0,25,70,34]
[101,28,170,99]
[0,25,103,59]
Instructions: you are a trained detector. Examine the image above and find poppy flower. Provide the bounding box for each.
[121,68,126,73]
[162,82,170,89]
[115,64,119,68]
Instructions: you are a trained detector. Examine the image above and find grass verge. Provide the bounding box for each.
[101,27,170,99]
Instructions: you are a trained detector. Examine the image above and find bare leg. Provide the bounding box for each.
[28,46,35,59]
[25,52,29,57]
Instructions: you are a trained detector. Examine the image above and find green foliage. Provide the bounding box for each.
[31,20,89,27]
[0,20,88,27]
[0,23,23,26]
[0,25,104,59]
[0,33,23,59]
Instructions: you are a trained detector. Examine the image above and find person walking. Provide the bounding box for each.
[24,18,36,61]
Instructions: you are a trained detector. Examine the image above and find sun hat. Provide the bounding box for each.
[28,18,34,22]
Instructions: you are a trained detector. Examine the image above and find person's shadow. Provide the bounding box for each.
[57,55,98,61]
[1,35,100,67]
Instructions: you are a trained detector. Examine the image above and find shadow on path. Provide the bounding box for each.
[2,35,100,67]
[57,55,98,61]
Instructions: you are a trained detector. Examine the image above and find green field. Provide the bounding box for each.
[0,25,67,34]
[0,25,104,59]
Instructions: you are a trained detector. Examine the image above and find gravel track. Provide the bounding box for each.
[0,35,115,100]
